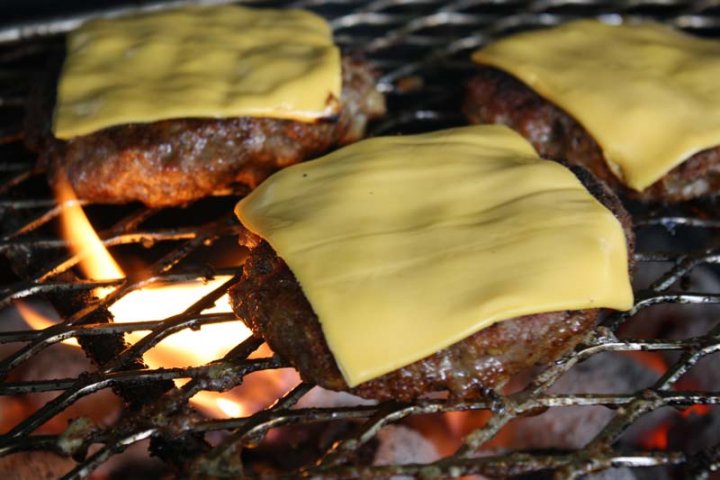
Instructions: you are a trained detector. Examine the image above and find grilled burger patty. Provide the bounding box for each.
[41,57,385,207]
[464,67,720,203]
[230,166,634,401]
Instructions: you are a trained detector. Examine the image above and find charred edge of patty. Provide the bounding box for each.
[464,67,720,203]
[229,167,635,401]
[38,56,386,207]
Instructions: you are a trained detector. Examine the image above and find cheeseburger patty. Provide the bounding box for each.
[40,57,385,207]
[464,68,720,203]
[230,166,634,401]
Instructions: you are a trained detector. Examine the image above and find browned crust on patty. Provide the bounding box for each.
[464,67,720,203]
[43,56,385,207]
[229,168,635,401]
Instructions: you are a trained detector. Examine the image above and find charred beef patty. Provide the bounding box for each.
[464,68,720,203]
[42,57,385,207]
[230,167,634,401]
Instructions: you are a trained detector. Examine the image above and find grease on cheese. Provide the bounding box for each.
[236,125,633,387]
[53,5,341,139]
[472,20,720,192]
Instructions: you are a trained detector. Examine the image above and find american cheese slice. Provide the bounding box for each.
[472,20,720,192]
[53,5,341,139]
[236,125,633,387]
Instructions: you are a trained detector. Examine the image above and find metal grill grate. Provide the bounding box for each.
[1,1,720,478]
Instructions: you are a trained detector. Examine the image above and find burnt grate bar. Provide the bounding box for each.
[1,0,720,479]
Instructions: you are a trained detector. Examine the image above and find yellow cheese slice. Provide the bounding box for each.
[236,125,633,387]
[472,20,720,192]
[53,5,341,139]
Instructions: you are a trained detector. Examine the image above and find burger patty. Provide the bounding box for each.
[41,57,385,207]
[464,67,720,203]
[229,166,635,401]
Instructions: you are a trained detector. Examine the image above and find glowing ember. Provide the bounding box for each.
[640,422,670,450]
[619,351,667,375]
[681,404,712,417]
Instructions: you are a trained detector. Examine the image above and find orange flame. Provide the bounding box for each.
[56,177,123,283]
[20,181,262,418]
[17,302,79,347]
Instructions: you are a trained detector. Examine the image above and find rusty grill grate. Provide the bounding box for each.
[1,0,720,478]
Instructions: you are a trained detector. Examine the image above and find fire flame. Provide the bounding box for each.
[20,181,256,418]
[213,396,246,418]
[56,178,123,284]
[16,302,79,347]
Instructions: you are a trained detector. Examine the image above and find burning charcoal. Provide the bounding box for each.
[615,260,720,454]
[294,386,377,409]
[0,451,74,480]
[668,406,720,454]
[502,352,662,450]
[505,404,614,451]
[623,263,720,341]
[373,425,441,478]
[687,354,720,391]
[465,449,636,480]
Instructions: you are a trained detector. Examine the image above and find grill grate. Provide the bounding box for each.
[1,1,720,478]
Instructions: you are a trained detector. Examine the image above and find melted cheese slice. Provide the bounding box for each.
[236,125,633,387]
[53,5,341,139]
[472,20,720,192]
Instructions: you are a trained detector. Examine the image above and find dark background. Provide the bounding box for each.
[0,1,179,26]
